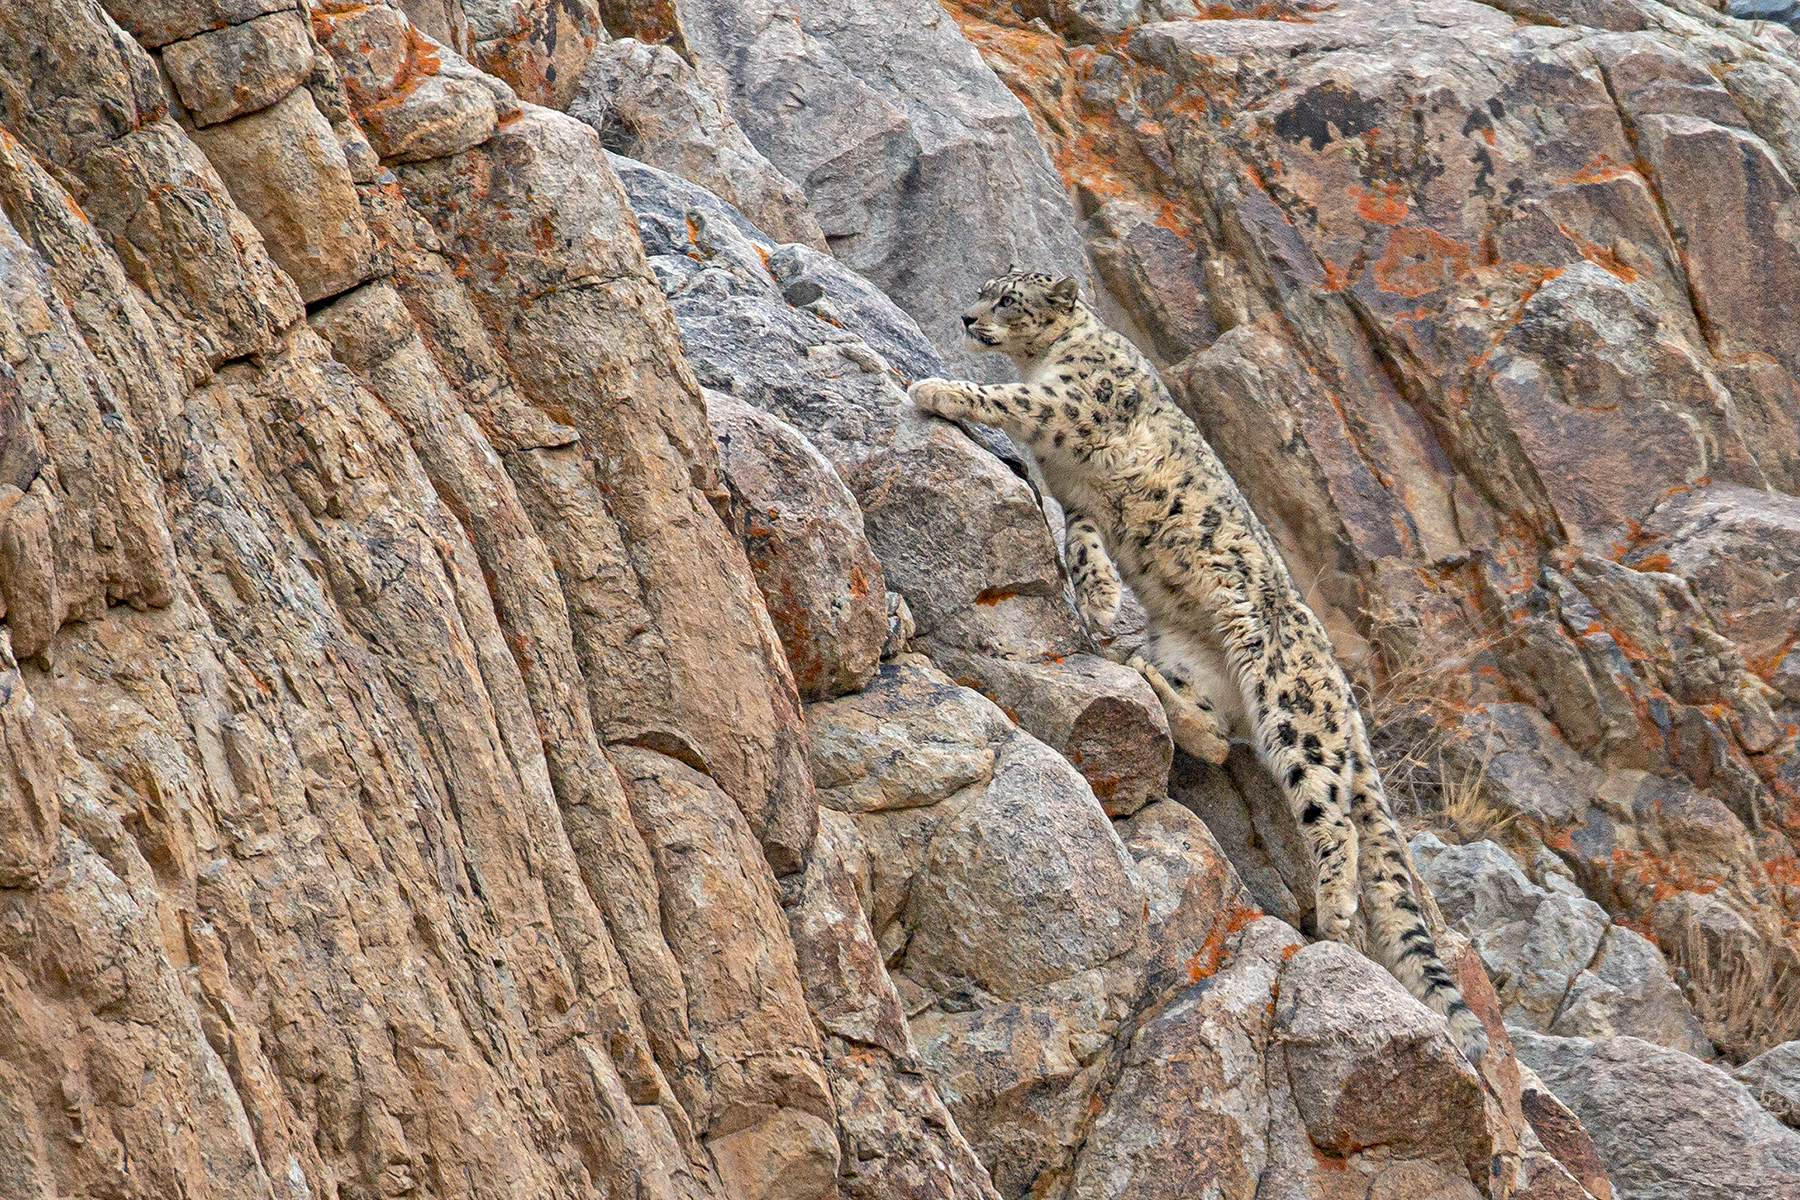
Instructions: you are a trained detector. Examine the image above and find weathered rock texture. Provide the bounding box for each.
[942,0,1800,1074]
[6,0,1794,1193]
[1516,1032,1800,1198]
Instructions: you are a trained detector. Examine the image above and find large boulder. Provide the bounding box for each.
[706,391,887,701]
[674,0,1095,378]
[1414,834,1713,1057]
[571,37,826,248]
[1736,1041,1800,1128]
[1515,1032,1800,1200]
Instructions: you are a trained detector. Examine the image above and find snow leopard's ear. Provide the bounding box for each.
[1050,276,1080,310]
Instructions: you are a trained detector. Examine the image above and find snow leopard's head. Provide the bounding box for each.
[960,270,1082,356]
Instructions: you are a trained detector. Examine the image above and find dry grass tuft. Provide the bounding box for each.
[1668,921,1800,1064]
[1415,740,1519,846]
[1360,620,1517,846]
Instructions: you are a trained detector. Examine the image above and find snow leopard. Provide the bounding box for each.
[908,271,1489,1063]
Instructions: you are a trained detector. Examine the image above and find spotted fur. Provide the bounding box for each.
[909,272,1489,1063]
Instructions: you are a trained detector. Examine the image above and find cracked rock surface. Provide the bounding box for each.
[3,0,1798,1196]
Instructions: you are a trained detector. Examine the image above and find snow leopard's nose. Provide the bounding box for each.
[962,314,977,329]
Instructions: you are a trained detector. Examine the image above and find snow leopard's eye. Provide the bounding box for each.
[997,294,1015,308]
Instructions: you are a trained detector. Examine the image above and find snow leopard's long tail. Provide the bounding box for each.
[1346,723,1491,1064]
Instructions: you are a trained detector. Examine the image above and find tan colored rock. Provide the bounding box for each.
[0,190,178,662]
[396,106,817,874]
[0,0,164,164]
[307,278,699,1081]
[612,748,835,1142]
[707,391,887,702]
[312,5,505,164]
[396,0,474,55]
[190,88,379,304]
[1116,800,1259,993]
[75,119,304,366]
[707,1109,840,1200]
[362,63,498,164]
[99,0,292,49]
[790,811,1000,1200]
[160,11,314,127]
[312,0,414,104]
[0,635,58,888]
[467,0,605,110]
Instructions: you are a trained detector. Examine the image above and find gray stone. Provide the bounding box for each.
[1551,925,1716,1060]
[806,656,1011,814]
[1514,1032,1800,1200]
[1413,834,1553,935]
[931,651,1171,818]
[1413,835,1711,1055]
[572,38,825,249]
[910,970,1112,1198]
[1735,1041,1800,1127]
[1731,0,1800,32]
[902,734,1145,1001]
[763,242,945,385]
[1067,919,1301,1200]
[1171,747,1310,931]
[1277,942,1489,1167]
[1638,484,1800,676]
[1477,894,1603,1031]
[676,0,1094,379]
[1516,1062,1615,1200]
[1114,801,1257,994]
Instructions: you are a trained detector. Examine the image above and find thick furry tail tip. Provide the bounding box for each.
[1448,1004,1489,1065]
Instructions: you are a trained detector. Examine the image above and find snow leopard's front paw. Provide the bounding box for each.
[908,377,973,420]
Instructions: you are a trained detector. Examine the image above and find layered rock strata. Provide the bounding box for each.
[7,0,1799,1195]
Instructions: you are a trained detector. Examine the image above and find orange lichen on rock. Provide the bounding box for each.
[1566,154,1639,186]
[1350,181,1408,224]
[1185,901,1267,982]
[1372,227,1475,298]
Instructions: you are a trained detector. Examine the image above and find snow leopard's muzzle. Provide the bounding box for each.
[961,309,1008,351]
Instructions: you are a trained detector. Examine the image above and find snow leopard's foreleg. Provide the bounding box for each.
[1063,510,1122,635]
[908,377,1106,459]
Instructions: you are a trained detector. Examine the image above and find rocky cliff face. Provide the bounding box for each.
[2,0,1798,1198]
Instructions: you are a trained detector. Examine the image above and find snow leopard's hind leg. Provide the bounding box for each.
[1346,725,1490,1062]
[1127,653,1231,764]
